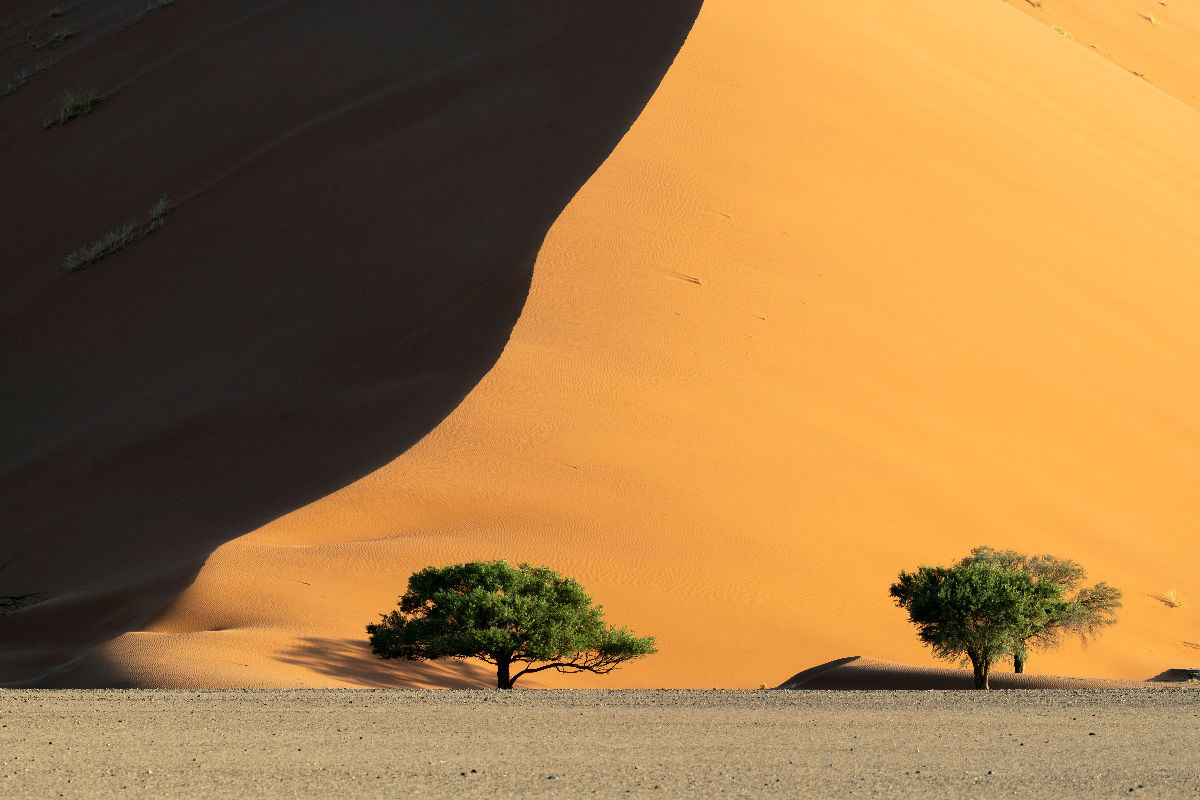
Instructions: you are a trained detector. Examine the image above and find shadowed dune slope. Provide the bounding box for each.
[68,0,1200,690]
[778,657,1171,690]
[0,0,702,685]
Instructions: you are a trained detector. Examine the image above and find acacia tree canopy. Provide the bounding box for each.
[957,546,1122,672]
[367,560,656,689]
[890,561,1075,689]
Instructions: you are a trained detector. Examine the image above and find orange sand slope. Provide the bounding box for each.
[10,0,1200,688]
[1009,0,1200,111]
[0,0,701,686]
[75,0,1200,690]
[778,657,1178,690]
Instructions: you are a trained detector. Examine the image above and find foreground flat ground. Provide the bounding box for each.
[1,690,1197,798]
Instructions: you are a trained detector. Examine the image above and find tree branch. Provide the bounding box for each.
[0,592,43,616]
[512,653,632,681]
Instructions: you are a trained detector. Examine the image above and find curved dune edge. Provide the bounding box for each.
[777,657,1184,691]
[0,0,702,686]
[23,0,1200,688]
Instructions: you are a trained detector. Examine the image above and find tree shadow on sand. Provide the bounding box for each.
[275,637,493,689]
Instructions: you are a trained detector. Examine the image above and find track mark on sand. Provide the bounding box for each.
[668,270,702,285]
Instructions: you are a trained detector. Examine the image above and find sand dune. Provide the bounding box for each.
[8,0,1200,689]
[0,0,701,685]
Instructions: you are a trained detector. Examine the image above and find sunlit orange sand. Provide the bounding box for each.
[7,0,1200,688]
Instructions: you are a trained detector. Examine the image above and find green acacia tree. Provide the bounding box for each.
[890,562,1075,689]
[956,547,1122,673]
[367,560,656,689]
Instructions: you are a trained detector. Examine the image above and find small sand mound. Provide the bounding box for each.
[778,657,1170,690]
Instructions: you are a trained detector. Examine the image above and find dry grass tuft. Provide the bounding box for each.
[43,88,106,128]
[63,195,171,272]
[1,56,53,98]
[33,25,72,50]
[1149,588,1186,609]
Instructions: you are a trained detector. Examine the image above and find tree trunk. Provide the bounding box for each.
[497,657,513,690]
[969,653,990,690]
[1013,653,1025,674]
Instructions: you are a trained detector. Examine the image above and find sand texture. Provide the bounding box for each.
[6,0,1200,689]
[2,689,1199,798]
[1009,0,1200,111]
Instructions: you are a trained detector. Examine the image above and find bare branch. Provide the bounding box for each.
[0,592,43,616]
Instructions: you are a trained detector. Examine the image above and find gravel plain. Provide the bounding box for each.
[1,689,1198,798]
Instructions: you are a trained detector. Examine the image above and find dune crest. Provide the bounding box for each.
[0,0,702,686]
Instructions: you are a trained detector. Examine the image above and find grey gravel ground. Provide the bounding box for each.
[1,689,1197,798]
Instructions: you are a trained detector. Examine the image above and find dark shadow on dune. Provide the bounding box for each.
[0,0,704,686]
[1147,668,1199,683]
[774,656,861,688]
[780,658,980,690]
[275,637,493,689]
[778,656,1164,690]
